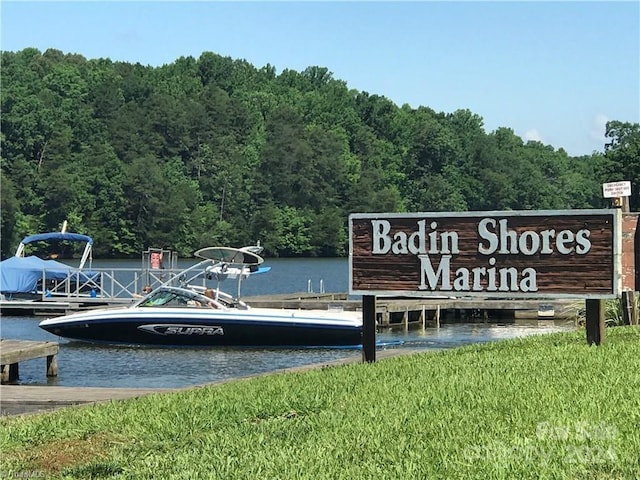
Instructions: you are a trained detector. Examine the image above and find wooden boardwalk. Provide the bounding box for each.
[0,339,59,384]
[0,385,174,416]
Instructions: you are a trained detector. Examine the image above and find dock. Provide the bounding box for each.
[0,339,59,384]
[244,293,582,327]
[0,385,173,416]
[0,297,133,316]
[2,291,579,321]
[1,290,582,328]
[0,262,179,316]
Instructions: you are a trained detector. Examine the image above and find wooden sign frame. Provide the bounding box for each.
[350,209,622,300]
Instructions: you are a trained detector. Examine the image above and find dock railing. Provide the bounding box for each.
[39,266,186,301]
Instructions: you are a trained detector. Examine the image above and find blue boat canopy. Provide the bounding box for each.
[15,230,94,271]
[19,232,94,246]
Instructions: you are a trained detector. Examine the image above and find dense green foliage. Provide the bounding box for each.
[2,48,638,258]
[2,327,640,479]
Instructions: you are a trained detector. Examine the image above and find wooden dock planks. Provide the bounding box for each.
[0,385,174,416]
[0,339,59,383]
[0,297,133,316]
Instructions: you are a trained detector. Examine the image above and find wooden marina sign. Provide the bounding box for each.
[349,209,622,299]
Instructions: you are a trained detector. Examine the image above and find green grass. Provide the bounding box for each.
[2,327,640,479]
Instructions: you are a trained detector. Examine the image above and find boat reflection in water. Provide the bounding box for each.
[39,246,362,348]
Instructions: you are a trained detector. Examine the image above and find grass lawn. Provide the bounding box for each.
[1,326,639,479]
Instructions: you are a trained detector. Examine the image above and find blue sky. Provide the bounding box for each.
[2,1,638,157]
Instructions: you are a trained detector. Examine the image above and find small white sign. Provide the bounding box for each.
[602,181,631,198]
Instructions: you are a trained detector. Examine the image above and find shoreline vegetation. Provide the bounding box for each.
[4,49,638,259]
[1,327,639,479]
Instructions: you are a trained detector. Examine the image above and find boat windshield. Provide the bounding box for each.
[138,288,220,308]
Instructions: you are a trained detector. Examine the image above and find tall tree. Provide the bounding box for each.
[0,171,20,257]
[603,121,640,211]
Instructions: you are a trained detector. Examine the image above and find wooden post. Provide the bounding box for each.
[621,291,632,325]
[47,353,58,377]
[0,339,59,383]
[585,299,605,345]
[1,363,19,383]
[362,295,376,363]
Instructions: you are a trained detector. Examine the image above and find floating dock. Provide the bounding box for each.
[0,297,133,316]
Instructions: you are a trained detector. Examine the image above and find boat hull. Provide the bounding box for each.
[39,308,363,347]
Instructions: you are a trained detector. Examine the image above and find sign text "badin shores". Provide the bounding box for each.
[371,218,592,293]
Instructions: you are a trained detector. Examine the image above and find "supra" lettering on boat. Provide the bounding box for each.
[138,324,224,336]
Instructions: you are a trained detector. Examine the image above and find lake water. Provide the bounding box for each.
[90,257,351,298]
[1,257,578,388]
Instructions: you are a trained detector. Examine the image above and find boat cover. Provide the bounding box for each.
[0,255,98,294]
[19,232,93,246]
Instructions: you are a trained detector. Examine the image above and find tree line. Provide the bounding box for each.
[1,48,638,259]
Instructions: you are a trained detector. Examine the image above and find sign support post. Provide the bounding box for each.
[362,295,376,362]
[585,299,605,345]
[621,291,637,325]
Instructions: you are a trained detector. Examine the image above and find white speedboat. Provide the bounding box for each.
[39,247,363,347]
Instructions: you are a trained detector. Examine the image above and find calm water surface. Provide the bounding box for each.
[1,258,577,388]
[90,257,349,298]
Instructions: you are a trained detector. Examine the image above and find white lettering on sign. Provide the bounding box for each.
[602,181,631,198]
[477,218,591,256]
[418,254,538,292]
[372,219,459,255]
[370,217,594,294]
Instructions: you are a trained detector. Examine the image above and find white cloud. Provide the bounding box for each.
[589,113,610,143]
[523,129,544,143]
